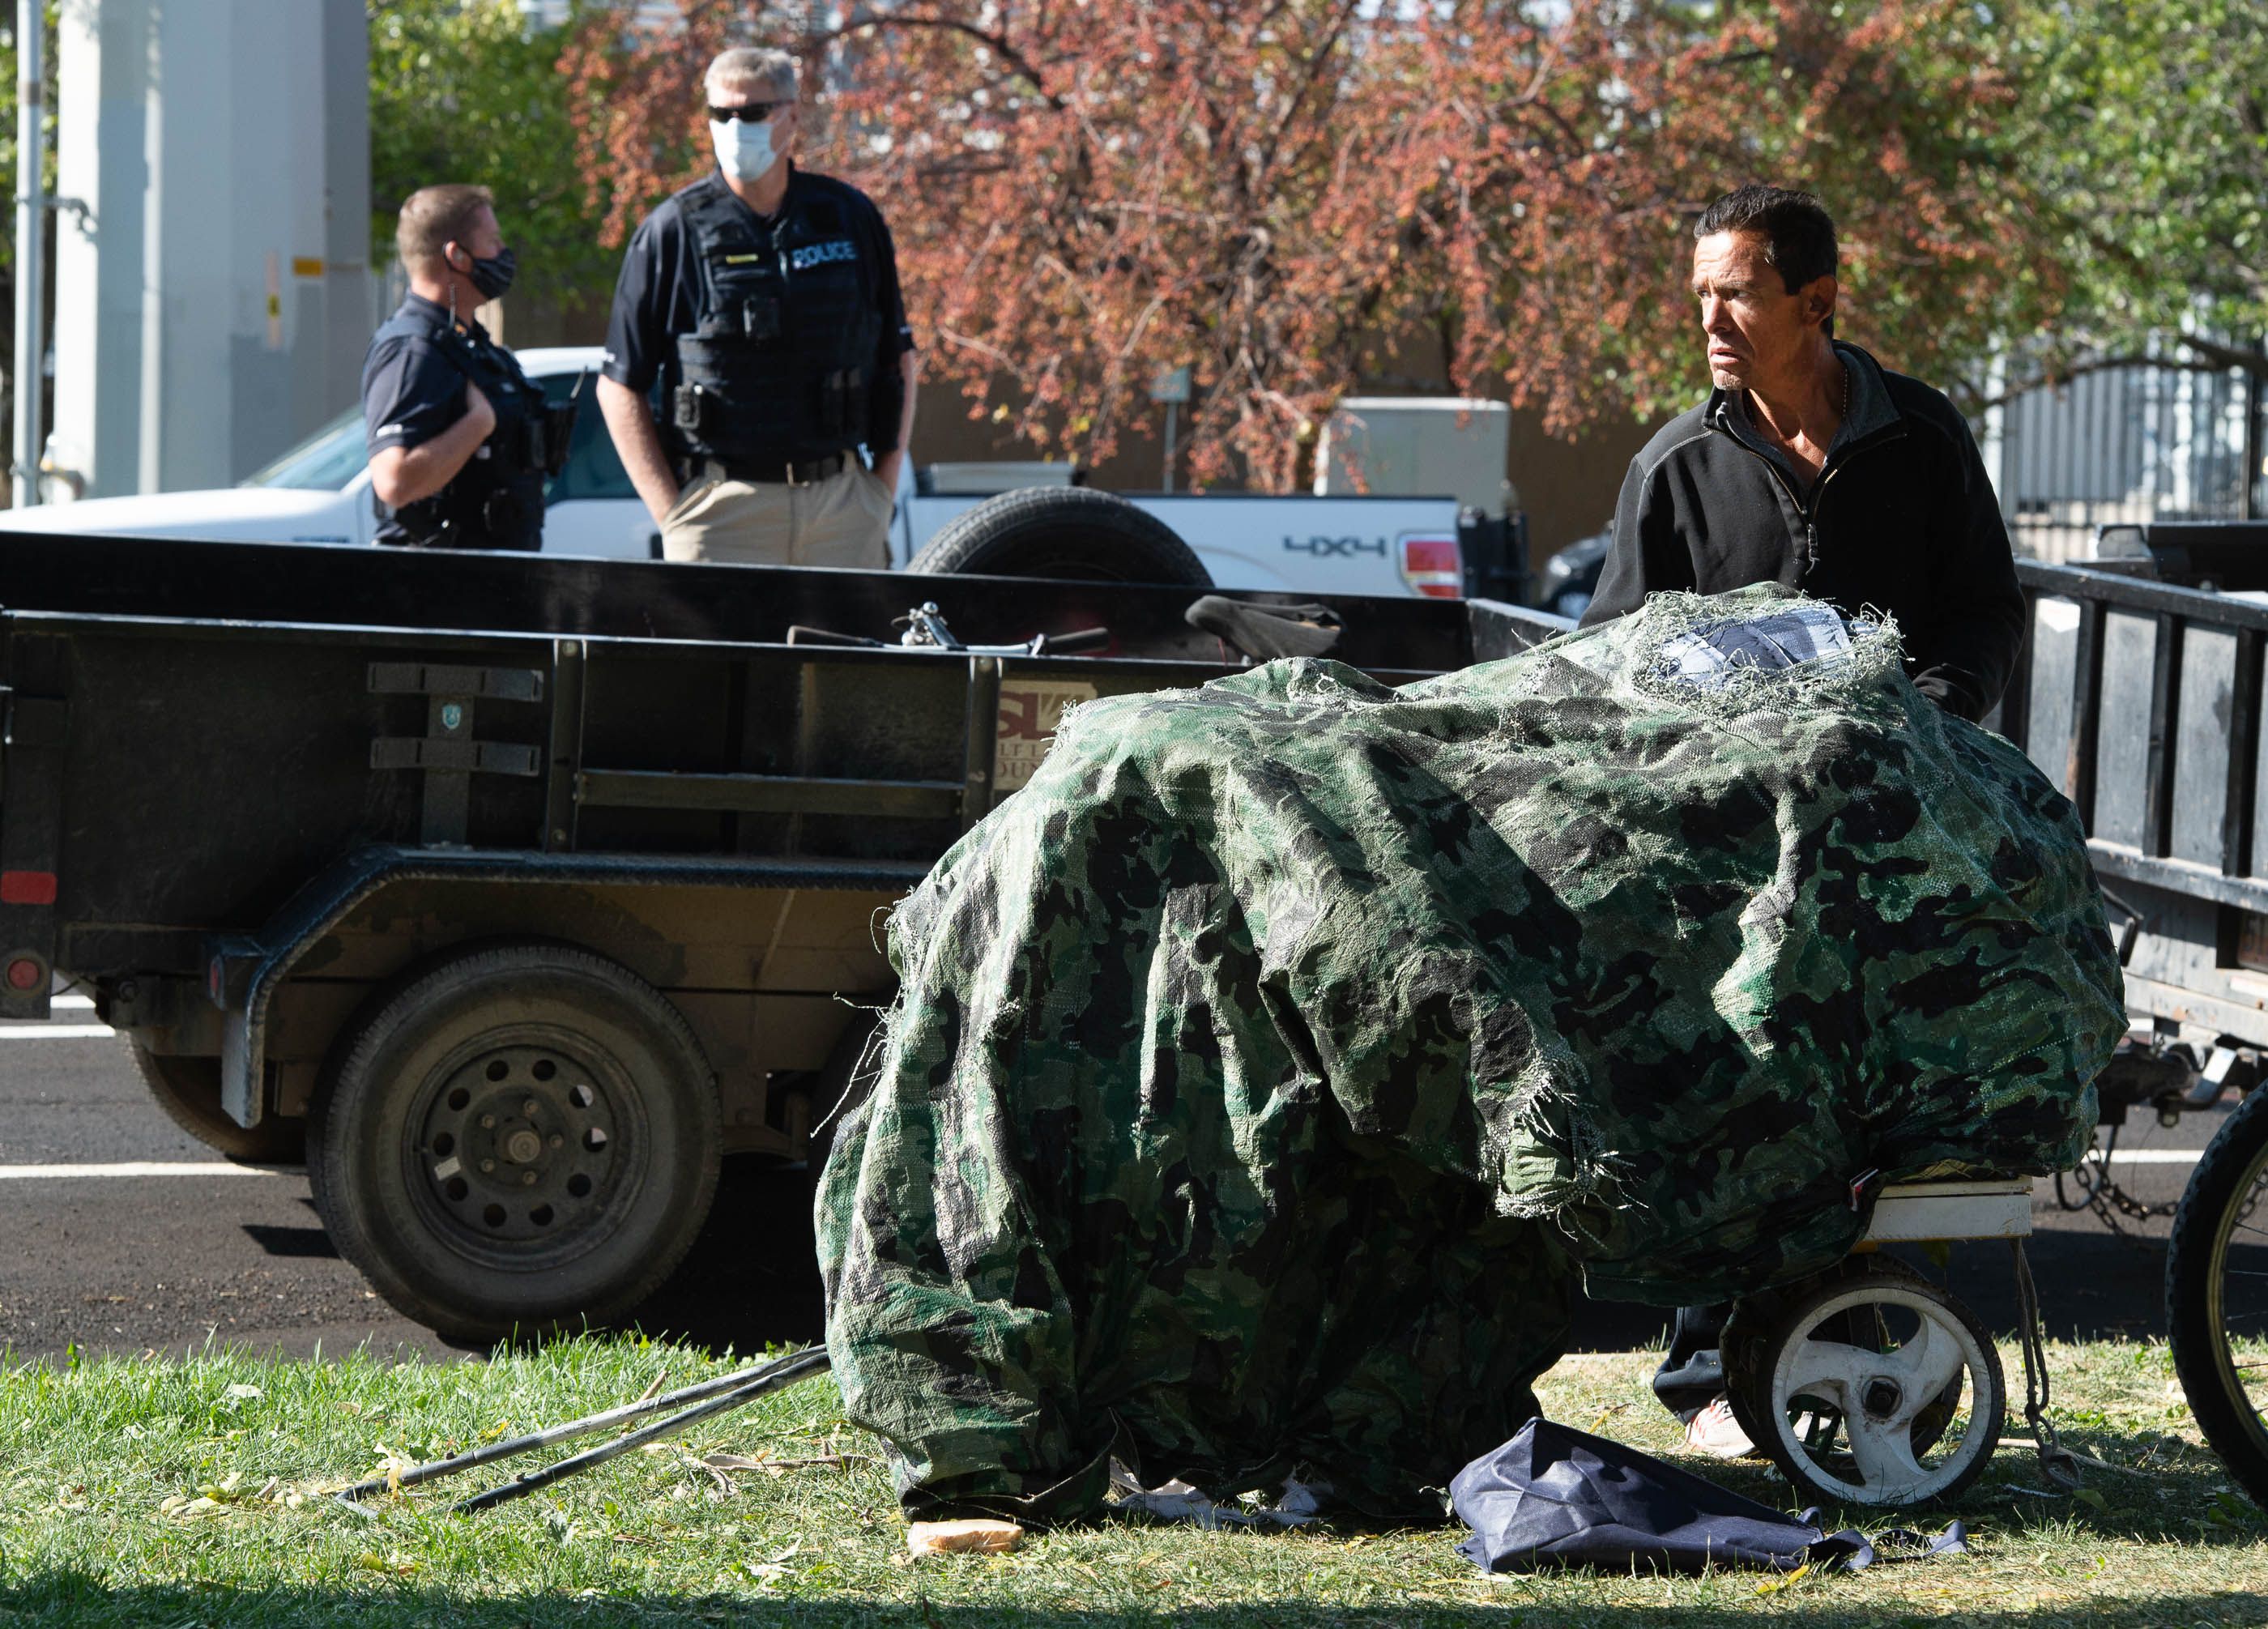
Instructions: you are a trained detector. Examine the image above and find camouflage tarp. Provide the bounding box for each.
[817,585,2123,1525]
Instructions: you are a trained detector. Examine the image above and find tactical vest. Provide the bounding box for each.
[671,176,884,467]
[371,305,560,552]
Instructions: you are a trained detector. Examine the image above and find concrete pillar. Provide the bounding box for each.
[49,0,151,499]
[49,0,371,498]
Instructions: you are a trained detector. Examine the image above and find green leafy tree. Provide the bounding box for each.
[564,0,2069,483]
[2012,0,2268,380]
[367,0,614,314]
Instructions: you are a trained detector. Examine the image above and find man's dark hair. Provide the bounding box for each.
[1695,184,1838,295]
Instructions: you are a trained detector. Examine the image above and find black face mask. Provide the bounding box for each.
[457,245,517,302]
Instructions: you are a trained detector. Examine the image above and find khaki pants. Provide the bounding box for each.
[659,465,893,569]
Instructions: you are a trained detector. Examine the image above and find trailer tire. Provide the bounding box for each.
[308,942,722,1345]
[907,487,1212,586]
[130,1045,305,1166]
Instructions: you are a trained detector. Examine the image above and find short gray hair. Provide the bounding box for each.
[706,47,796,102]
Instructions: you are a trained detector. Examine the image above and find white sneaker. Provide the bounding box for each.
[1682,1396,1756,1461]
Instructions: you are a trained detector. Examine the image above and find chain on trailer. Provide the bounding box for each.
[2070,880,2268,1237]
[2057,884,2186,1235]
[2056,1128,2181,1235]
[2057,1023,2263,1238]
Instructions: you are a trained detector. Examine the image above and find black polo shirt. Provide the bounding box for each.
[363,294,501,460]
[361,294,545,548]
[602,164,915,456]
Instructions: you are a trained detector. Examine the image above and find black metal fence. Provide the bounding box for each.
[1993,355,2266,563]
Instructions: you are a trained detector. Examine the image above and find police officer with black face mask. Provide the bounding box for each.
[363,184,567,552]
[595,46,918,569]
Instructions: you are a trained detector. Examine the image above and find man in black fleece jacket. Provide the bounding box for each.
[1581,186,2024,723]
[1581,185,2027,1459]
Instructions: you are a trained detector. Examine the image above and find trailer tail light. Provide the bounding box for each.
[5,956,43,991]
[1399,535,1463,599]
[0,871,58,906]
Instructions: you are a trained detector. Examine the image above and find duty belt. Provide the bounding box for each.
[697,452,855,488]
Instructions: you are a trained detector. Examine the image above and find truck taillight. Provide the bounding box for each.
[1400,535,1463,599]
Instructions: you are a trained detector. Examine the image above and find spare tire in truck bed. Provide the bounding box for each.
[907,487,1211,586]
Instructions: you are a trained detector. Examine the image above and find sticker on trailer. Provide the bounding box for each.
[995,680,1098,791]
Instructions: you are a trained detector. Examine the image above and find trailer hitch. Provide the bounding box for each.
[784,603,1110,658]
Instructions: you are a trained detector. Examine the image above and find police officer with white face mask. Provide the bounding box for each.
[595,45,919,569]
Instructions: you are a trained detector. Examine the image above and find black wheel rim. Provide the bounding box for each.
[400,1022,645,1271]
[2206,1128,2268,1467]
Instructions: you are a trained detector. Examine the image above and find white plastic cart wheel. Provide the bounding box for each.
[1756,1276,2004,1508]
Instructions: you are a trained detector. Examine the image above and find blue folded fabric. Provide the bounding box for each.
[1452,1417,1968,1575]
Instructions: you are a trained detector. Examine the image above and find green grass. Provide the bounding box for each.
[0,1336,2262,1627]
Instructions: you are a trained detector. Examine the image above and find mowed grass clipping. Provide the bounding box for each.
[0,1336,2262,1627]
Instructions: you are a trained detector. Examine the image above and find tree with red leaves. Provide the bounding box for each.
[563,2,2054,489]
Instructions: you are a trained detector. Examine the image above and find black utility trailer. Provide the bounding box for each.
[0,534,1564,1341]
[2000,540,2268,1068]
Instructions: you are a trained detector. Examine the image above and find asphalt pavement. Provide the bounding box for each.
[0,998,2232,1365]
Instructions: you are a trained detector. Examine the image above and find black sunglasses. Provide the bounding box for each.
[710,101,791,123]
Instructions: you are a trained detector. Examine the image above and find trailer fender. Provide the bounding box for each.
[206,844,924,1128]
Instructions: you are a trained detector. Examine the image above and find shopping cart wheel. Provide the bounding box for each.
[1746,1271,2003,1508]
[1720,1257,1960,1464]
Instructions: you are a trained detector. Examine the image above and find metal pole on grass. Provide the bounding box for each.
[328,1345,831,1512]
[11,0,45,509]
[451,1345,831,1514]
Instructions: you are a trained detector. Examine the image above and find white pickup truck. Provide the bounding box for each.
[3,347,1521,602]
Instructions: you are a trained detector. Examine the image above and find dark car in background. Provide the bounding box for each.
[1536,526,1611,620]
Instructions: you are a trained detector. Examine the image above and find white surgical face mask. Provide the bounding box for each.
[711,116,780,183]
